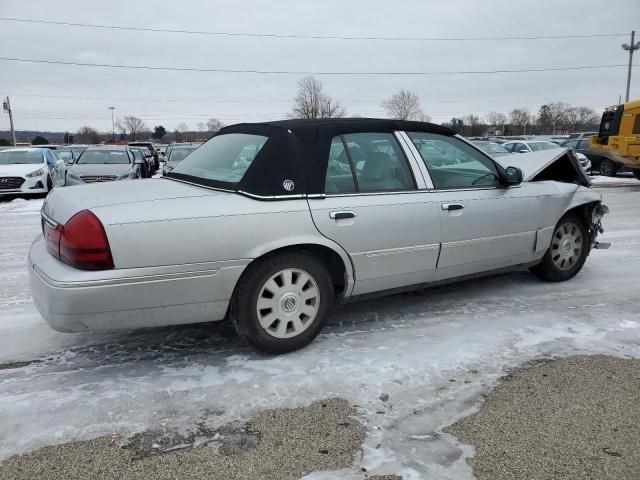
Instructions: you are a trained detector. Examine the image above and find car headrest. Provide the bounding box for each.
[361,152,392,181]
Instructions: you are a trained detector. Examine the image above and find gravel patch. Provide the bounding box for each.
[0,398,365,480]
[446,355,640,480]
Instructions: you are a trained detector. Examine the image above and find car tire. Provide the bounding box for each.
[230,251,333,354]
[46,175,53,191]
[633,169,640,181]
[529,213,589,282]
[599,159,618,177]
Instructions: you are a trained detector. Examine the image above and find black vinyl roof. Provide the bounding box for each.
[169,118,457,198]
[220,117,456,137]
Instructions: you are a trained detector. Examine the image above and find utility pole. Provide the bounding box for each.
[622,30,640,102]
[2,96,16,146]
[108,106,116,142]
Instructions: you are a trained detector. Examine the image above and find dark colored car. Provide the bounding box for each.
[128,142,159,171]
[560,138,627,177]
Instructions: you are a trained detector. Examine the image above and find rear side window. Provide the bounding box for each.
[172,133,268,183]
[324,132,415,193]
[407,133,500,189]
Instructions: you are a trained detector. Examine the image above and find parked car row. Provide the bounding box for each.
[0,141,195,197]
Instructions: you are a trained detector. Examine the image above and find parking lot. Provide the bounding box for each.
[1,181,639,479]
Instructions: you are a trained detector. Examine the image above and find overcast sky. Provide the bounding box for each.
[1,0,639,133]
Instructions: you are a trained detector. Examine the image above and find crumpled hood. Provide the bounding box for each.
[43,178,224,224]
[0,163,46,176]
[495,148,591,186]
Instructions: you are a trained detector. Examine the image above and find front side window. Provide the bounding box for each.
[77,150,131,165]
[171,133,267,183]
[408,133,500,189]
[324,132,415,194]
[563,140,579,149]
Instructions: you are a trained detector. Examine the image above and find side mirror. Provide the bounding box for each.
[504,166,523,186]
[518,149,528,153]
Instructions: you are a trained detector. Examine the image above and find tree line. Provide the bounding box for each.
[288,76,600,136]
[8,75,602,146]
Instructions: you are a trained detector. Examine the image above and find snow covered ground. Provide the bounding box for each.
[1,186,639,479]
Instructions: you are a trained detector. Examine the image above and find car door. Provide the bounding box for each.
[44,150,64,186]
[307,131,441,296]
[405,132,554,281]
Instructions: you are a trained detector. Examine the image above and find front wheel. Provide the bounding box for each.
[599,159,618,177]
[530,214,589,282]
[230,252,333,354]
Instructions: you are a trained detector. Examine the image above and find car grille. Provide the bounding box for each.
[80,175,117,183]
[0,177,25,190]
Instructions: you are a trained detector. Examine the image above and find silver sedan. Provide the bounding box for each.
[29,119,608,353]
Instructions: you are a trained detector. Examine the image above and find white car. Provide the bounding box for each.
[0,148,66,196]
[503,140,591,172]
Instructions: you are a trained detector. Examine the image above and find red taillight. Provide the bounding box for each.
[54,210,114,270]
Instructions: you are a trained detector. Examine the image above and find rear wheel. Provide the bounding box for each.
[599,159,618,177]
[230,252,333,354]
[46,175,53,191]
[530,214,589,282]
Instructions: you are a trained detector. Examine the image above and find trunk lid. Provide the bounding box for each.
[43,178,225,225]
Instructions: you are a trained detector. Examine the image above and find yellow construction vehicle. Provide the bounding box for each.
[590,99,640,179]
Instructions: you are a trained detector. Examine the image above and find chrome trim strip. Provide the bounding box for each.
[394,131,428,190]
[238,190,306,200]
[396,131,435,189]
[352,243,440,258]
[33,265,222,289]
[442,231,536,249]
[41,210,58,228]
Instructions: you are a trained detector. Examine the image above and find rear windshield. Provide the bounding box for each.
[77,150,131,164]
[529,142,560,151]
[169,147,197,163]
[0,150,43,165]
[170,133,267,183]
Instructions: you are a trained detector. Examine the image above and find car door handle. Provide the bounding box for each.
[441,203,465,211]
[329,211,357,220]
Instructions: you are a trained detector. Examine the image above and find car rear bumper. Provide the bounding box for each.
[28,235,248,332]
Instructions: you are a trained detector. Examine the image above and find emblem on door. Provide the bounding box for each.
[282,179,295,191]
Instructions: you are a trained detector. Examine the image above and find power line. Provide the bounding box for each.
[4,92,621,105]
[0,56,629,76]
[0,17,629,42]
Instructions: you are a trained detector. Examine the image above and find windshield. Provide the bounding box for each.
[529,142,560,151]
[171,133,268,183]
[473,142,509,154]
[168,147,197,163]
[77,150,131,165]
[0,150,44,165]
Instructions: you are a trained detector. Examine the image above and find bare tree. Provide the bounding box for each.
[290,76,345,119]
[76,126,101,144]
[509,108,532,135]
[115,116,148,141]
[485,111,507,133]
[564,106,597,132]
[175,122,189,142]
[206,118,225,133]
[547,102,571,134]
[463,114,486,136]
[382,89,428,121]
